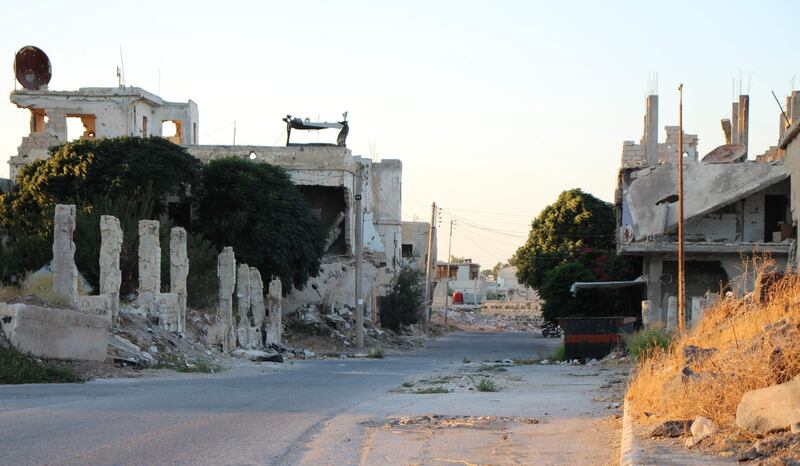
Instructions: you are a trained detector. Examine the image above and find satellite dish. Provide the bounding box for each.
[701,143,746,164]
[14,46,52,90]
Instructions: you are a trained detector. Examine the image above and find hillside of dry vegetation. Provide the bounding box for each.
[627,258,800,458]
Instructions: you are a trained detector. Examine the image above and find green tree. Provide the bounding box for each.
[379,266,425,330]
[514,188,615,289]
[538,262,595,322]
[0,137,201,236]
[195,157,326,293]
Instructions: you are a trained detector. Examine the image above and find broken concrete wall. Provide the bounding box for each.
[169,227,189,333]
[0,302,110,361]
[236,263,252,347]
[267,277,282,345]
[9,87,198,178]
[52,204,78,305]
[216,247,236,352]
[99,215,123,323]
[136,220,161,315]
[250,267,266,346]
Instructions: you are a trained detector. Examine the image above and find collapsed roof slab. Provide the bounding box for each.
[625,161,788,239]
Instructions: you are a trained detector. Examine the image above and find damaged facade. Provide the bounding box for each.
[7,87,198,179]
[616,93,792,328]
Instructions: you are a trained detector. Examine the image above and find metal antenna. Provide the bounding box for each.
[118,45,126,87]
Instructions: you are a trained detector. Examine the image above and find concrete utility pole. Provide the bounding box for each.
[354,163,364,348]
[423,202,437,332]
[444,220,454,324]
[677,83,686,333]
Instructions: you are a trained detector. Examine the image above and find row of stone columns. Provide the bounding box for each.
[51,204,188,332]
[216,247,282,352]
[135,220,188,333]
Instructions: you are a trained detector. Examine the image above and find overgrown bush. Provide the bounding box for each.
[625,326,672,361]
[379,266,425,330]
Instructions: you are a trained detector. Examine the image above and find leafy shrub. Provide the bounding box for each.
[368,347,385,359]
[625,326,672,361]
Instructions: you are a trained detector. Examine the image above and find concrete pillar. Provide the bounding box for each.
[99,215,122,323]
[267,278,282,345]
[641,300,655,328]
[731,102,739,145]
[169,227,189,334]
[645,258,663,323]
[217,247,236,352]
[738,95,749,158]
[137,220,161,316]
[645,94,659,166]
[52,204,78,306]
[236,263,251,347]
[250,267,266,347]
[690,296,706,329]
[666,295,678,332]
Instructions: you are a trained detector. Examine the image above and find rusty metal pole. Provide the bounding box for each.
[444,220,454,324]
[678,83,686,333]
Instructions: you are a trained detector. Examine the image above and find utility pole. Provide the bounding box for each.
[677,83,686,333]
[423,202,437,332]
[354,163,364,348]
[444,220,454,324]
[233,121,236,146]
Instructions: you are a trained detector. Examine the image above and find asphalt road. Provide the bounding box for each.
[0,332,617,465]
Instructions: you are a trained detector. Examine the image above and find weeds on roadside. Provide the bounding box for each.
[414,385,449,394]
[401,381,414,388]
[625,325,671,361]
[0,346,84,384]
[550,345,566,362]
[475,378,499,392]
[368,347,385,359]
[150,355,219,373]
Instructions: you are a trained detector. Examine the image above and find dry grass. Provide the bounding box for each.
[20,274,71,308]
[627,256,800,430]
[0,285,21,302]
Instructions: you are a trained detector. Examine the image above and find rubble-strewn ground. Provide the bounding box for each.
[431,306,543,333]
[627,262,800,463]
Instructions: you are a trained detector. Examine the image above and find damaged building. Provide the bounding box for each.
[616,93,792,327]
[8,86,198,179]
[187,144,404,321]
[5,77,419,326]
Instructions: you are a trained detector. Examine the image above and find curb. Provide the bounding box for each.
[620,400,645,466]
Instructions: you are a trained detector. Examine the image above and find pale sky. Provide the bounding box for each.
[1,0,797,269]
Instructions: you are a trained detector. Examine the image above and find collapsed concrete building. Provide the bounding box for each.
[616,93,792,328]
